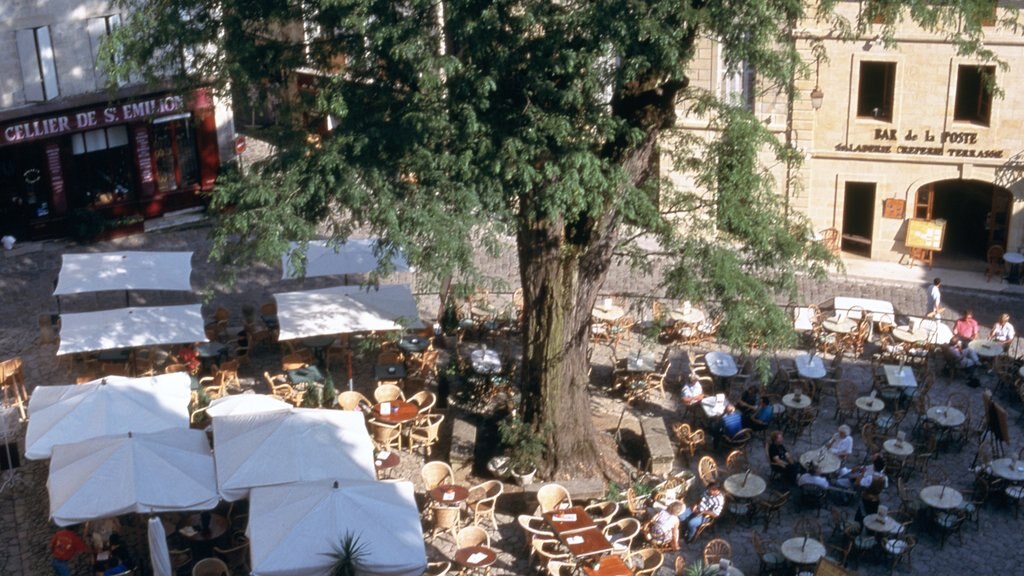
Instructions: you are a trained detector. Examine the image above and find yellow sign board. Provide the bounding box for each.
[905,219,946,251]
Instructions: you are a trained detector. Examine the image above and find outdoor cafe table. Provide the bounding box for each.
[892,326,929,344]
[430,484,470,505]
[545,506,615,558]
[723,472,766,499]
[782,392,812,410]
[927,406,966,428]
[592,303,626,322]
[397,335,430,354]
[856,396,885,416]
[670,307,705,325]
[470,348,502,375]
[800,449,841,475]
[372,400,419,425]
[701,396,729,419]
[178,512,229,557]
[969,339,1005,358]
[374,363,406,381]
[781,537,826,565]
[704,352,738,378]
[822,317,857,334]
[795,354,826,379]
[920,485,962,510]
[990,458,1024,482]
[373,450,400,479]
[883,364,917,388]
[623,353,657,373]
[883,438,914,458]
[583,556,634,576]
[863,513,902,535]
[454,545,497,572]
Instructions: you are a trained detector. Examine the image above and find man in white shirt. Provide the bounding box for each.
[677,483,725,542]
[798,464,830,490]
[680,372,703,405]
[826,425,853,460]
[927,278,942,318]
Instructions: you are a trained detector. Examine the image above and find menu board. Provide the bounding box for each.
[905,218,946,251]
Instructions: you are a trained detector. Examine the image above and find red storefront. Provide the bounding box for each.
[0,88,219,240]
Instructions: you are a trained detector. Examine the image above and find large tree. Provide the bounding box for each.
[109,0,1009,478]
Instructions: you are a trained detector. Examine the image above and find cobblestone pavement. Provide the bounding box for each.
[1,221,1024,576]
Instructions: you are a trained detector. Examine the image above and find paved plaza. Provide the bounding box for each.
[2,221,1024,575]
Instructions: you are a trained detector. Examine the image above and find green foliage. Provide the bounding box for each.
[325,532,367,576]
[684,560,716,576]
[498,412,545,472]
[322,372,338,408]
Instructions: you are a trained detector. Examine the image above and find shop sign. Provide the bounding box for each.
[834,127,1004,159]
[0,95,185,146]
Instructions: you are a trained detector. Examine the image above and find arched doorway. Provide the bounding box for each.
[913,179,1012,264]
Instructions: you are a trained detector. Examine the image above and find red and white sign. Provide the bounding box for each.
[234,135,246,154]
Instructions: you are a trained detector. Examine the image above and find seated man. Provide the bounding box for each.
[676,483,725,542]
[797,463,830,489]
[712,404,744,449]
[748,396,773,430]
[679,372,704,405]
[953,310,980,344]
[735,385,760,421]
[768,431,803,483]
[825,425,853,461]
[945,336,981,370]
[644,501,683,550]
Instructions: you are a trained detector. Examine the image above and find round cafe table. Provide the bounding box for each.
[969,339,1004,358]
[892,326,928,343]
[822,318,857,334]
[592,304,625,322]
[670,307,705,324]
[781,537,826,565]
[800,449,841,475]
[707,565,744,576]
[454,545,497,571]
[920,485,962,510]
[990,458,1024,482]
[374,451,400,479]
[782,393,812,410]
[862,513,902,535]
[926,406,966,428]
[430,484,470,505]
[794,354,826,379]
[855,396,885,415]
[372,400,419,425]
[882,438,914,458]
[723,472,766,499]
[397,335,430,354]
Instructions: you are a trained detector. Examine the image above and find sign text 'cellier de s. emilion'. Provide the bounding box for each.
[834,127,1004,159]
[0,95,185,146]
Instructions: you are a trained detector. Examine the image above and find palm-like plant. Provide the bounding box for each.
[327,533,367,576]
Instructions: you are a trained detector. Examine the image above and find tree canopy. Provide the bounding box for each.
[108,0,1012,476]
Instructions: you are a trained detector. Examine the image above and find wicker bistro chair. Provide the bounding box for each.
[702,538,732,566]
[466,480,503,531]
[584,501,620,527]
[603,517,642,555]
[430,504,462,541]
[407,413,445,456]
[698,456,719,486]
[374,383,405,403]
[536,483,573,513]
[421,461,455,491]
[337,390,372,411]
[630,548,664,576]
[368,419,402,451]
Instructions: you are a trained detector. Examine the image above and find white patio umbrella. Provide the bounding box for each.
[25,373,192,460]
[281,239,410,280]
[273,284,424,341]
[148,516,173,576]
[57,304,208,355]
[205,394,291,418]
[248,480,427,576]
[212,408,376,501]
[48,429,219,526]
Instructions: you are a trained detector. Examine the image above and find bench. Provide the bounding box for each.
[449,416,477,480]
[639,415,675,476]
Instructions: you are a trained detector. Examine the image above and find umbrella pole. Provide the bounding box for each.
[347,349,353,391]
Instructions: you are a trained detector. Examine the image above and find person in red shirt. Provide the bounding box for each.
[50,526,89,576]
[953,309,980,344]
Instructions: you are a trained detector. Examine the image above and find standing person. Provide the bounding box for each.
[953,309,980,344]
[926,277,942,318]
[50,526,89,576]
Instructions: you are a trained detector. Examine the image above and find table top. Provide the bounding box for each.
[701,396,729,418]
[822,318,857,334]
[723,472,766,498]
[669,307,705,324]
[454,546,497,568]
[97,349,131,362]
[892,326,928,343]
[855,396,885,413]
[300,335,336,349]
[544,506,597,534]
[863,513,902,534]
[287,365,323,384]
[990,458,1024,482]
[781,537,826,565]
[782,393,812,410]
[374,363,407,380]
[397,335,430,353]
[705,352,738,377]
[374,451,400,470]
[557,525,615,558]
[920,485,963,509]
[373,400,419,425]
[927,406,966,428]
[795,354,826,379]
[969,339,1004,358]
[800,449,841,475]
[583,556,634,576]
[882,365,918,388]
[177,513,228,542]
[624,353,657,372]
[196,342,226,358]
[1003,252,1024,264]
[430,484,470,504]
[882,438,914,457]
[592,304,626,322]
[470,348,502,374]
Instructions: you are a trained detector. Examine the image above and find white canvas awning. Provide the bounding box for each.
[25,373,192,460]
[48,429,219,526]
[281,239,410,280]
[274,284,423,341]
[53,251,194,295]
[248,480,427,576]
[57,304,208,355]
[212,408,376,502]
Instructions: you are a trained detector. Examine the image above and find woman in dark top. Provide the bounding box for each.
[768,430,803,483]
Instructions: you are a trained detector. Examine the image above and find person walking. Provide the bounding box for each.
[926,277,943,319]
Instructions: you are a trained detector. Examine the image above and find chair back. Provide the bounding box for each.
[537,483,572,512]
[409,390,437,413]
[456,525,490,549]
[633,548,665,576]
[421,461,454,491]
[425,561,452,576]
[337,391,371,411]
[698,456,719,485]
[192,557,229,576]
[368,419,401,450]
[725,449,748,473]
[603,517,640,551]
[374,383,405,403]
[702,539,732,565]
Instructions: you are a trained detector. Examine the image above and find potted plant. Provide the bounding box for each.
[684,560,716,576]
[498,412,544,485]
[326,532,367,576]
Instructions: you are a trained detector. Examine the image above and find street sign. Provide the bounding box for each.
[234,135,246,154]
